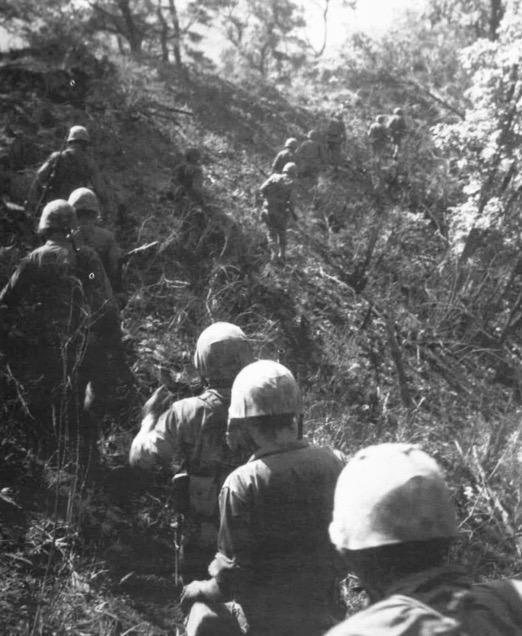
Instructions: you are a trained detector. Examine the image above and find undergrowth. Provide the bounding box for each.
[0,52,521,634]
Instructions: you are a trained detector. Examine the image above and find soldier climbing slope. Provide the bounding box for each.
[296,129,327,178]
[68,187,123,299]
[0,200,121,467]
[271,138,298,174]
[129,322,253,579]
[27,125,108,220]
[259,162,298,264]
[326,443,522,636]
[388,107,407,159]
[368,115,389,160]
[326,111,347,170]
[180,360,345,636]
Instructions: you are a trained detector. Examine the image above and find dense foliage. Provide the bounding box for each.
[0,0,521,632]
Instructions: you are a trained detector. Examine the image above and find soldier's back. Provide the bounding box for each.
[326,574,522,636]
[46,147,95,200]
[272,148,294,173]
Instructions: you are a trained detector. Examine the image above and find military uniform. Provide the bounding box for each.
[259,172,295,261]
[0,237,119,455]
[326,566,522,636]
[76,224,122,293]
[326,118,347,167]
[199,440,344,636]
[272,148,296,174]
[29,146,106,216]
[130,323,253,577]
[388,112,407,158]
[368,120,388,157]
[296,136,326,178]
[131,388,247,575]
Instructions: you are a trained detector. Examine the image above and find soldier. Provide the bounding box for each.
[388,107,407,159]
[296,129,327,178]
[367,115,389,159]
[68,187,123,297]
[175,148,204,201]
[271,138,298,174]
[327,443,522,635]
[259,162,297,264]
[326,112,347,169]
[181,360,345,636]
[27,125,108,219]
[129,322,253,578]
[0,200,120,464]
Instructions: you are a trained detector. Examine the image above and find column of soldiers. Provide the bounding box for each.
[0,125,126,469]
[368,108,407,160]
[3,120,522,636]
[131,321,522,636]
[260,108,407,265]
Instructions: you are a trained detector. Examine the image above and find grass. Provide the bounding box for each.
[1,52,521,633]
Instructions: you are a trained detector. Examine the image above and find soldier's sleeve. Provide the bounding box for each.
[259,176,271,195]
[208,474,255,598]
[26,153,57,211]
[129,405,182,469]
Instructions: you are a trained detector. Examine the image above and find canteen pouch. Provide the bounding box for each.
[189,475,218,517]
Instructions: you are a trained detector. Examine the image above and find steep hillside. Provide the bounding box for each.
[1,50,520,633]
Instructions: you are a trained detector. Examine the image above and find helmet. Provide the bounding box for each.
[68,187,100,215]
[194,322,253,387]
[185,147,201,163]
[329,443,457,551]
[67,125,90,143]
[282,162,297,177]
[376,115,386,124]
[307,129,319,140]
[229,360,302,420]
[37,199,78,235]
[394,108,403,116]
[285,137,298,150]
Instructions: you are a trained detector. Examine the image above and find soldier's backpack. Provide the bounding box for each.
[261,174,289,205]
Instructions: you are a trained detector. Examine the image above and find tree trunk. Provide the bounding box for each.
[489,0,504,41]
[156,1,170,62]
[117,0,143,57]
[168,0,183,69]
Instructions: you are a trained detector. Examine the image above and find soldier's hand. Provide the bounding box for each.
[142,385,172,419]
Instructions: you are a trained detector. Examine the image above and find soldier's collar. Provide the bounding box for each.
[250,439,308,461]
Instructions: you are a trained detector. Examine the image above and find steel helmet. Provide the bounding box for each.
[282,162,297,177]
[68,187,100,215]
[194,322,253,387]
[229,360,302,420]
[329,443,457,551]
[285,137,298,150]
[37,199,78,235]
[307,129,319,140]
[67,125,90,143]
[394,108,403,116]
